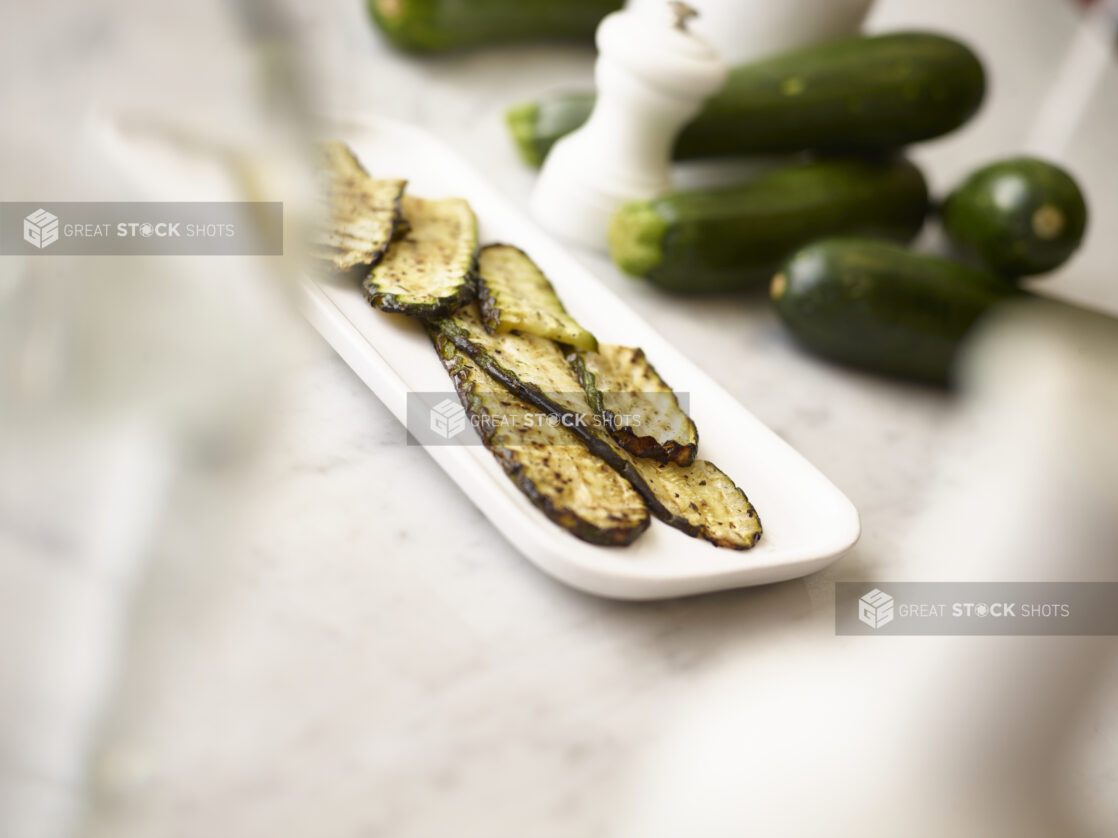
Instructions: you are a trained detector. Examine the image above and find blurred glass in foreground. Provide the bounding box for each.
[0,1,317,836]
[610,299,1118,838]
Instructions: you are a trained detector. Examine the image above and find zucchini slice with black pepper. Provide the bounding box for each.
[628,457,761,549]
[431,331,649,546]
[364,194,478,317]
[432,304,762,549]
[568,345,698,467]
[476,243,597,351]
[315,141,406,273]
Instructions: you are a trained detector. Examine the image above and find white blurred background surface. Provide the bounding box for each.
[0,1,1116,837]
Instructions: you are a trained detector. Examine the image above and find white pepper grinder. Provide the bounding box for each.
[627,0,875,66]
[530,1,728,250]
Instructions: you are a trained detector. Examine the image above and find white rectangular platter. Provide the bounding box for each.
[301,116,860,599]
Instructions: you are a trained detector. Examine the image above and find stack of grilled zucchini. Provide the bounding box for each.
[318,142,762,549]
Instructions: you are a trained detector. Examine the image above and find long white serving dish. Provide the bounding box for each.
[299,116,859,599]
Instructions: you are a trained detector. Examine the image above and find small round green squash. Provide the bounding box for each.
[941,156,1087,278]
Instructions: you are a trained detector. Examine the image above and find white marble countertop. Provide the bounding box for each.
[2,1,1116,836]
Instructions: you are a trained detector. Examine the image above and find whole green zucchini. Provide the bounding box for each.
[941,156,1088,278]
[370,0,622,53]
[771,238,1022,383]
[609,157,930,293]
[508,31,985,166]
[508,92,597,168]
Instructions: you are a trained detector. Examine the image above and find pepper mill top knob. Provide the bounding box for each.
[668,1,698,31]
[593,2,725,101]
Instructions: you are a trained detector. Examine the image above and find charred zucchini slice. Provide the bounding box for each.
[627,458,761,549]
[476,244,597,350]
[568,345,698,467]
[431,332,649,547]
[314,141,406,273]
[436,303,591,417]
[432,304,762,549]
[364,194,478,317]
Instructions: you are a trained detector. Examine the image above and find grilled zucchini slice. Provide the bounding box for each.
[432,304,762,549]
[476,244,597,350]
[627,457,761,549]
[315,141,406,273]
[364,194,478,317]
[432,332,649,546]
[568,345,698,467]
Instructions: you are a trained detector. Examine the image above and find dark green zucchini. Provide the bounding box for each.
[314,141,406,273]
[508,32,985,165]
[609,156,929,293]
[433,333,649,546]
[567,345,698,467]
[507,93,596,168]
[369,0,622,53]
[941,156,1088,277]
[432,304,761,549]
[477,243,597,350]
[364,194,478,317]
[771,238,1023,383]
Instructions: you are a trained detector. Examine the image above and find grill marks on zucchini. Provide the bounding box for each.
[315,141,406,272]
[628,457,762,550]
[568,345,698,467]
[477,244,597,350]
[432,332,650,546]
[364,194,478,317]
[316,141,763,550]
[437,304,592,417]
[432,304,762,550]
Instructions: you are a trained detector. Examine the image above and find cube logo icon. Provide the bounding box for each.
[429,398,467,439]
[24,209,59,249]
[858,588,895,629]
